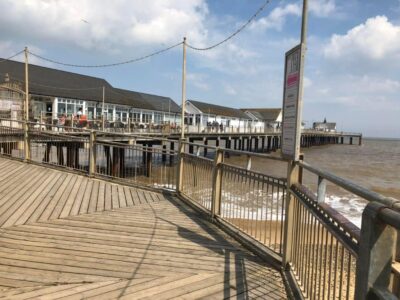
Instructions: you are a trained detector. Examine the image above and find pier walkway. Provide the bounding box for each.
[0,158,287,299]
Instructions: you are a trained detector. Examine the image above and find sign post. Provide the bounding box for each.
[281,43,305,160]
[281,0,308,161]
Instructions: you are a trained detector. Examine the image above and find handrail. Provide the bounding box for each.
[297,160,399,207]
[181,140,288,162]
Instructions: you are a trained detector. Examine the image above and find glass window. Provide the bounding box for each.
[107,108,113,121]
[58,103,66,115]
[88,107,94,119]
[154,113,162,124]
[67,104,74,115]
[142,113,152,123]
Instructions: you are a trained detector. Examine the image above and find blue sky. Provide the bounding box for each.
[0,0,399,137]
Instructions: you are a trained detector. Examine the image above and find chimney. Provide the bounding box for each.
[4,73,10,83]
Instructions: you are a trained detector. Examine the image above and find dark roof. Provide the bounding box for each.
[188,100,250,119]
[241,108,282,121]
[0,59,179,113]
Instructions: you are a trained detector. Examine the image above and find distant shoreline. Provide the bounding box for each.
[363,137,400,141]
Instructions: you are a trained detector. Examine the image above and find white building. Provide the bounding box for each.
[241,108,282,130]
[185,100,254,133]
[0,58,181,127]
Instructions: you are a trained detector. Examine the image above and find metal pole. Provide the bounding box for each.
[300,0,308,45]
[180,37,187,139]
[102,86,105,131]
[24,47,29,121]
[24,47,30,161]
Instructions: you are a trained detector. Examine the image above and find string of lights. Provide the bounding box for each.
[186,0,270,51]
[28,42,183,68]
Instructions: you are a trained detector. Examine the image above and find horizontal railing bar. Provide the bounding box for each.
[182,141,288,162]
[181,152,214,162]
[221,163,287,187]
[378,208,400,229]
[297,161,399,207]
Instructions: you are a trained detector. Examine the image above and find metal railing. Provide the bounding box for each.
[0,119,179,190]
[0,118,397,299]
[93,140,178,189]
[177,140,399,299]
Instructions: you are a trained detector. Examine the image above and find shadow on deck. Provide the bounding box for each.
[0,157,288,299]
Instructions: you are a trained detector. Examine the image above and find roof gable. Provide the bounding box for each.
[188,99,250,119]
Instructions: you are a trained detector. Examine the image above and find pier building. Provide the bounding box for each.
[241,108,282,130]
[0,59,181,127]
[184,100,255,132]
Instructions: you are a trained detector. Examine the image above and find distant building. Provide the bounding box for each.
[313,118,336,132]
[0,73,24,119]
[241,108,282,130]
[0,59,181,125]
[185,100,252,131]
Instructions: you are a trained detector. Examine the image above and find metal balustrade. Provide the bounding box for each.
[0,118,398,299]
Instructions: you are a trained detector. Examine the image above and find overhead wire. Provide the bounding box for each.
[0,50,25,64]
[27,42,183,68]
[1,1,271,69]
[186,0,271,51]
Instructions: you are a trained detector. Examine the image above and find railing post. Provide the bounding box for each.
[176,138,185,194]
[23,121,30,161]
[317,175,326,203]
[282,160,299,268]
[211,148,224,217]
[355,202,396,300]
[88,130,96,176]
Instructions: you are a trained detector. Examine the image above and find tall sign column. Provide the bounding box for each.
[282,0,308,269]
[281,0,308,161]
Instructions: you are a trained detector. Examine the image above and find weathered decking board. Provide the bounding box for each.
[0,157,287,299]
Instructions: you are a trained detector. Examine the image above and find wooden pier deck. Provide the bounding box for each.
[0,158,288,299]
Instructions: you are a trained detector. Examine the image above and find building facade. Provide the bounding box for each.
[0,59,181,127]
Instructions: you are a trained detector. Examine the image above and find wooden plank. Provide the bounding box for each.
[38,174,74,222]
[79,180,93,215]
[130,188,141,205]
[59,177,83,218]
[123,186,134,207]
[1,170,57,227]
[0,167,37,203]
[26,280,123,300]
[0,169,49,226]
[119,273,216,300]
[56,277,160,300]
[14,172,64,225]
[111,185,119,209]
[69,177,88,216]
[104,183,112,211]
[88,180,99,214]
[49,175,79,220]
[96,181,106,212]
[137,189,147,204]
[0,159,287,299]
[117,185,127,208]
[84,274,190,300]
[5,283,83,300]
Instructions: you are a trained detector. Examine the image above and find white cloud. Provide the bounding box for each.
[324,16,400,61]
[0,0,209,52]
[309,0,336,17]
[251,3,301,31]
[223,83,237,96]
[304,76,312,88]
[250,0,336,32]
[187,72,210,91]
